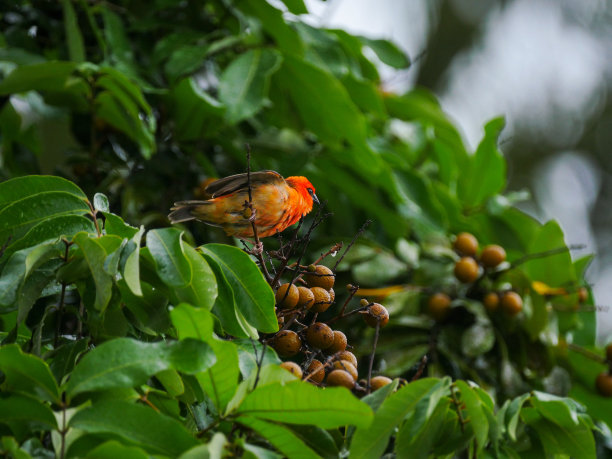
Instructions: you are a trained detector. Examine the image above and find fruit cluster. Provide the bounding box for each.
[426,232,523,320]
[270,263,392,392]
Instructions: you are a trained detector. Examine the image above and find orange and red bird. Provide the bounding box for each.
[168,170,319,238]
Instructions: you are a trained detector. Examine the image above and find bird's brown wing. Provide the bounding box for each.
[205,170,286,198]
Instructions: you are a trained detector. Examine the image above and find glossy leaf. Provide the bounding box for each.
[121,226,144,296]
[218,49,282,124]
[69,400,199,456]
[0,344,60,403]
[62,0,85,62]
[85,441,150,459]
[0,393,58,431]
[0,61,78,95]
[147,228,192,288]
[173,245,217,309]
[201,244,277,333]
[454,381,488,453]
[73,232,113,311]
[358,36,410,68]
[65,338,215,397]
[0,175,86,210]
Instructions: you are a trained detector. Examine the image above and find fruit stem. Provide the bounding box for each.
[366,321,381,394]
[332,219,371,271]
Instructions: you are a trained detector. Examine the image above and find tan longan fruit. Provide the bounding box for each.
[596,372,612,397]
[578,287,589,304]
[483,292,500,312]
[325,330,347,354]
[363,303,389,328]
[326,370,355,389]
[370,376,393,391]
[332,360,358,381]
[501,291,523,316]
[280,361,302,379]
[337,351,358,368]
[328,288,335,303]
[304,265,335,290]
[275,283,299,309]
[297,286,315,309]
[454,257,479,283]
[427,293,451,321]
[272,330,301,357]
[306,359,325,384]
[306,322,334,349]
[310,287,332,313]
[453,232,478,257]
[480,245,506,268]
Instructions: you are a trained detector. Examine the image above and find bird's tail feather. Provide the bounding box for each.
[168,200,211,223]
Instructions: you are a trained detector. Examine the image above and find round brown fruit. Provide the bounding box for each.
[326,330,347,354]
[332,360,358,381]
[453,232,478,257]
[606,343,612,362]
[454,257,479,283]
[480,245,506,268]
[596,372,612,397]
[326,369,355,389]
[501,292,523,316]
[328,288,335,303]
[363,303,389,328]
[337,351,358,368]
[483,292,500,312]
[306,359,325,383]
[304,264,335,290]
[578,287,589,303]
[310,287,332,313]
[306,322,334,349]
[275,283,299,309]
[297,287,315,309]
[280,361,302,379]
[427,293,451,321]
[272,330,301,357]
[371,376,393,391]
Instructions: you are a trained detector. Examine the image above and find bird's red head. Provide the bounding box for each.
[286,176,319,209]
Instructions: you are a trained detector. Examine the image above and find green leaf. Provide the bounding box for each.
[236,416,320,459]
[62,0,85,62]
[281,55,366,144]
[522,411,595,458]
[0,61,78,95]
[65,338,216,398]
[218,49,282,124]
[454,381,488,453]
[73,232,113,311]
[350,378,440,459]
[0,436,32,459]
[146,228,192,288]
[1,215,95,266]
[236,341,280,379]
[179,433,227,459]
[118,280,171,334]
[503,393,530,441]
[173,245,218,309]
[0,344,60,403]
[201,244,277,333]
[69,400,199,456]
[458,117,506,207]
[93,193,109,213]
[341,74,386,116]
[0,393,58,431]
[358,37,410,68]
[461,320,495,357]
[170,78,225,140]
[120,226,144,296]
[0,241,63,308]
[279,0,308,14]
[531,391,581,428]
[0,191,90,244]
[0,175,86,210]
[48,338,89,384]
[85,440,150,459]
[235,381,372,428]
[102,212,139,238]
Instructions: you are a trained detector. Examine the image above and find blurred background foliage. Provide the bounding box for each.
[2,0,612,454]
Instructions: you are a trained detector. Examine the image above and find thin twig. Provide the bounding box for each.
[0,235,12,260]
[332,220,371,271]
[511,244,586,268]
[312,242,343,266]
[411,355,428,381]
[271,217,305,288]
[567,342,607,364]
[250,338,267,390]
[366,321,381,394]
[328,285,360,324]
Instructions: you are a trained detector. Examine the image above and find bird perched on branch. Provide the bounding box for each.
[168,170,319,238]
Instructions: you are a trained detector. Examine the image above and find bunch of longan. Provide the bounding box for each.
[271,263,393,392]
[426,232,522,321]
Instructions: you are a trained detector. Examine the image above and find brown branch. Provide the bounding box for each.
[567,342,607,364]
[328,285,360,324]
[366,321,381,394]
[410,355,429,382]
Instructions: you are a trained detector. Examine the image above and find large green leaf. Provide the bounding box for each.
[358,36,410,68]
[173,245,218,310]
[65,338,215,398]
[350,378,440,459]
[236,416,319,459]
[0,393,58,431]
[121,226,144,296]
[218,49,282,124]
[235,381,372,428]
[146,228,192,288]
[73,232,113,311]
[201,244,277,333]
[0,61,78,95]
[61,0,85,62]
[69,400,199,456]
[0,344,60,404]
[0,175,86,210]
[0,191,90,244]
[454,381,488,454]
[84,441,150,459]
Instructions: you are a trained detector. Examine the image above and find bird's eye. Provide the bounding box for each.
[307,188,314,196]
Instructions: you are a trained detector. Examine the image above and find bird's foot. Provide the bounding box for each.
[251,241,264,256]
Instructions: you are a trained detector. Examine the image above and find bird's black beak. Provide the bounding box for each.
[312,193,320,205]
